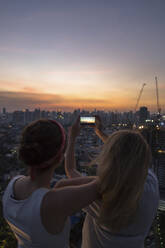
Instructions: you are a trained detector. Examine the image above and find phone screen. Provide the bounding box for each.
[80,117,95,125]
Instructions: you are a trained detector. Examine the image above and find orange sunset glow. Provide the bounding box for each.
[0,1,165,112]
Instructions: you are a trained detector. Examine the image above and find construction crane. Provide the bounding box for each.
[155,76,161,115]
[134,83,146,112]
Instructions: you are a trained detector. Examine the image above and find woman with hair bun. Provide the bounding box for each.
[66,116,159,248]
[2,119,99,248]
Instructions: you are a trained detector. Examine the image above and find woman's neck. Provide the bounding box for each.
[27,176,51,189]
[27,166,55,189]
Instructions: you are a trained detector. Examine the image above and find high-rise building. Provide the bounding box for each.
[13,111,24,124]
[41,110,47,119]
[24,109,32,123]
[136,124,165,247]
[139,106,149,124]
[155,209,165,248]
[3,107,6,115]
[155,129,165,193]
[148,127,165,247]
[33,109,41,121]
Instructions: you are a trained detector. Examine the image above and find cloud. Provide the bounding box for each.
[22,87,42,93]
[0,91,96,110]
[0,80,47,95]
[0,90,123,112]
[1,87,164,112]
[0,91,63,111]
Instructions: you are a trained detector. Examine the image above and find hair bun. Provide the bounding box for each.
[18,119,63,167]
[19,142,43,166]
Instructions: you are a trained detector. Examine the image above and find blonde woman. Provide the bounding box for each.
[65,117,159,248]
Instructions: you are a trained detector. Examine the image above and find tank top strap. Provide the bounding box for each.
[2,175,25,205]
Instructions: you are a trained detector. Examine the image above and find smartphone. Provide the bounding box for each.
[80,116,95,125]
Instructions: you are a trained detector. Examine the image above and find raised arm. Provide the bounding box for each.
[55,176,97,189]
[94,115,109,143]
[42,118,101,234]
[65,117,82,178]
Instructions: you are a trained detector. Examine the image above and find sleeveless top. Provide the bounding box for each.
[82,169,159,248]
[2,175,71,248]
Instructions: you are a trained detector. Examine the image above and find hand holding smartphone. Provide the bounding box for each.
[80,117,96,126]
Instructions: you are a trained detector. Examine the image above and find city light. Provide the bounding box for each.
[158,150,165,154]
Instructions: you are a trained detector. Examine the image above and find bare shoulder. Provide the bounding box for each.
[40,189,67,234]
[13,176,32,200]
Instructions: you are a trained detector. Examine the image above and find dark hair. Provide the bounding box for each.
[18,119,64,167]
[95,130,151,232]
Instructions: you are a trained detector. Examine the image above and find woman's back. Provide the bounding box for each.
[2,119,99,248]
[2,175,70,248]
[82,169,159,248]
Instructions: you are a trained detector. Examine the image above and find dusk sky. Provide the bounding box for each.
[0,0,165,112]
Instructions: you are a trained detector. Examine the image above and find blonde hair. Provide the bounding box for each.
[94,130,151,232]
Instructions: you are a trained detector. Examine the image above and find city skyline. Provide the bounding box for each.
[0,105,159,116]
[0,0,165,112]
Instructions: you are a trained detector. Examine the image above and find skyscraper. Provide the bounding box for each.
[2,108,6,115]
[156,129,165,193]
[139,106,149,124]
